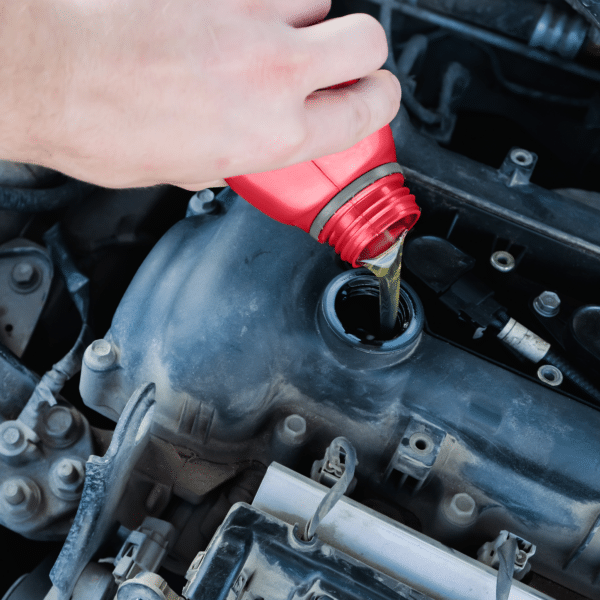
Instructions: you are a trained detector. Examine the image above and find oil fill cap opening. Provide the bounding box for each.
[317,269,424,370]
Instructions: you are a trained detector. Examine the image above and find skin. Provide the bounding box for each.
[0,0,401,190]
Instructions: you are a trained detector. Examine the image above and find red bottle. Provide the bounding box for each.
[225,124,420,268]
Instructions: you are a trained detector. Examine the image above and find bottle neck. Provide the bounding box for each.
[317,173,420,267]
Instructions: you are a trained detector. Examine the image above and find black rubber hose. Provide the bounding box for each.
[0,178,95,212]
[544,349,600,405]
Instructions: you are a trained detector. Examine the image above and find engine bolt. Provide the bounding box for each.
[42,406,81,449]
[2,426,23,447]
[0,477,41,520]
[84,339,117,370]
[50,458,85,500]
[45,406,74,437]
[11,261,35,285]
[57,459,79,483]
[2,480,25,505]
[516,550,528,566]
[533,291,560,317]
[186,189,218,218]
[0,421,29,461]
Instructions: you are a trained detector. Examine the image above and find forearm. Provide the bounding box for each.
[0,0,401,190]
[0,0,67,165]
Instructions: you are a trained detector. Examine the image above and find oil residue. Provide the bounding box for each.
[359,230,408,340]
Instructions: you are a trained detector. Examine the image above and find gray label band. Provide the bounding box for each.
[308,163,404,240]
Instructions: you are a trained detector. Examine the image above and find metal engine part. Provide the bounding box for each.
[73,181,600,597]
[1,1,600,600]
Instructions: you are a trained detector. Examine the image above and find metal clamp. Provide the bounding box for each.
[303,437,357,541]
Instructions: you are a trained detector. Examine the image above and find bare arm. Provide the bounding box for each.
[0,0,401,190]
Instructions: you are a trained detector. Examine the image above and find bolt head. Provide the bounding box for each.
[45,406,74,437]
[186,189,217,217]
[2,480,25,505]
[0,477,40,519]
[50,458,85,500]
[533,291,560,317]
[2,426,23,447]
[12,262,35,284]
[57,459,78,483]
[85,339,117,370]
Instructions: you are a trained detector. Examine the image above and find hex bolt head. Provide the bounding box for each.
[533,291,560,317]
[10,261,41,293]
[84,339,117,371]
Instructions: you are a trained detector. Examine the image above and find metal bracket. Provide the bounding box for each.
[478,530,536,580]
[47,382,156,600]
[385,418,446,490]
[304,437,357,541]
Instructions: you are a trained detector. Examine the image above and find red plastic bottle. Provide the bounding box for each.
[225,123,420,268]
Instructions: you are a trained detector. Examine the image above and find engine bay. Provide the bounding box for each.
[1,1,599,599]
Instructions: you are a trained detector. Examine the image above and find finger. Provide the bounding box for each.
[296,14,389,93]
[274,0,332,27]
[300,70,401,163]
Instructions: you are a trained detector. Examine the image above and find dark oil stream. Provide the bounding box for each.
[359,230,408,340]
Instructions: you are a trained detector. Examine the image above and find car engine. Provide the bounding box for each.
[1,1,599,599]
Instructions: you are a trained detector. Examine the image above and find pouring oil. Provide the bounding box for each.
[359,230,408,340]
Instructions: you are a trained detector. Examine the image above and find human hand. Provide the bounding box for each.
[0,0,401,190]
